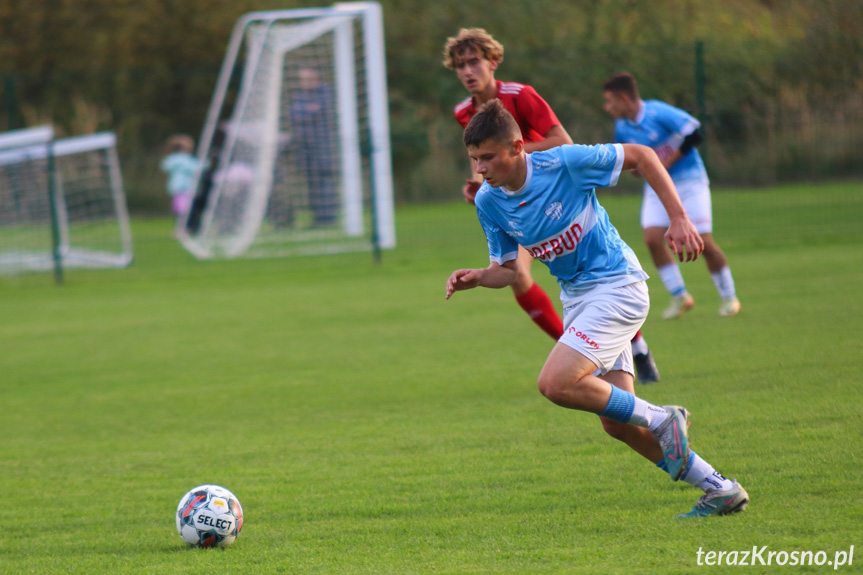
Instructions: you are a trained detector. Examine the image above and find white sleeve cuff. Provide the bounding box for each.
[608,143,625,187]
[490,251,519,265]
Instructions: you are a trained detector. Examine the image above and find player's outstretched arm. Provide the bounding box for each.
[621,144,704,262]
[446,260,518,299]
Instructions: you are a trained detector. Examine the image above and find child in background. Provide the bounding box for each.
[160,134,199,237]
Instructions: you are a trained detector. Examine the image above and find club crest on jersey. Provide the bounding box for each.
[544,202,563,221]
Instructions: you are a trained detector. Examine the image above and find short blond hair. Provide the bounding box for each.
[442,28,504,69]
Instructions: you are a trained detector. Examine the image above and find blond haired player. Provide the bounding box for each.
[444,29,660,384]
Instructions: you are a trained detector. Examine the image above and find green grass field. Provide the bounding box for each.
[1,184,861,574]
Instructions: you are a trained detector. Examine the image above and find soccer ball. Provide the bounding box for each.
[176,484,244,548]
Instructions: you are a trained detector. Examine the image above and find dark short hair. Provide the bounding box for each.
[463,99,522,148]
[603,72,639,100]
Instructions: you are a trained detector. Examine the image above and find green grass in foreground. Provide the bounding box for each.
[0,185,861,574]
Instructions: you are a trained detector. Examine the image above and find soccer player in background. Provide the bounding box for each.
[443,29,660,384]
[603,72,742,319]
[446,100,749,517]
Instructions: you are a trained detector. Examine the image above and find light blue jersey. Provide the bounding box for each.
[160,152,200,196]
[614,100,706,183]
[475,144,648,303]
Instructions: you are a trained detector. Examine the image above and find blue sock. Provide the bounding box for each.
[679,451,697,481]
[655,459,668,473]
[599,384,635,423]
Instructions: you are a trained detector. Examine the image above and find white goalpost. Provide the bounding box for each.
[181,1,395,260]
[0,125,133,279]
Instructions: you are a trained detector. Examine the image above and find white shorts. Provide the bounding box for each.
[560,281,649,377]
[641,178,713,234]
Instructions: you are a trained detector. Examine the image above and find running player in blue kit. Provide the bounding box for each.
[603,72,741,320]
[445,99,749,517]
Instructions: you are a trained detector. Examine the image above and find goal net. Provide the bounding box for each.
[181,2,395,259]
[0,126,133,276]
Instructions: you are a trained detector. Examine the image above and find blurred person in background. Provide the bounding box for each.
[291,66,338,227]
[603,72,741,319]
[160,134,199,237]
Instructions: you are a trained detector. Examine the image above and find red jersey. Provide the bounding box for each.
[453,80,561,143]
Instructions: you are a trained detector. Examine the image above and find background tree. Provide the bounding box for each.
[0,0,859,209]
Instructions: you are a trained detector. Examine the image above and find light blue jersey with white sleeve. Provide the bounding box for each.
[475,144,648,304]
[614,100,707,183]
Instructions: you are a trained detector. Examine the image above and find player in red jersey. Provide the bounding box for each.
[443,28,660,383]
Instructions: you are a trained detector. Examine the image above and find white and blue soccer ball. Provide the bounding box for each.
[176,484,244,548]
